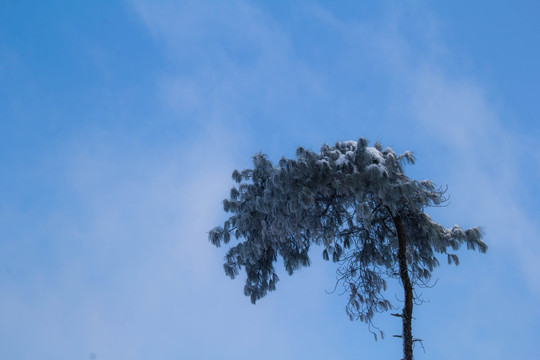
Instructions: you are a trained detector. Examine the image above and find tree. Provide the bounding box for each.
[209,138,487,360]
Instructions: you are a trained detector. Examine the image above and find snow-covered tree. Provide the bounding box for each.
[209,138,486,360]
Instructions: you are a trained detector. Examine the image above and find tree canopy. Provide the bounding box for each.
[209,138,486,357]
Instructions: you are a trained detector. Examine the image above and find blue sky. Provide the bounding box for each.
[1,1,539,359]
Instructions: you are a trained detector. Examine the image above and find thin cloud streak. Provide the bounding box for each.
[1,1,538,359]
[315,3,540,295]
[131,2,540,358]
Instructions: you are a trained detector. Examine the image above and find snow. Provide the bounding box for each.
[340,140,358,148]
[365,146,385,164]
[335,153,348,167]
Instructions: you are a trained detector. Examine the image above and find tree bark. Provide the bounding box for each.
[393,214,414,360]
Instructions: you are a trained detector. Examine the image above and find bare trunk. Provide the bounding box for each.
[393,214,414,360]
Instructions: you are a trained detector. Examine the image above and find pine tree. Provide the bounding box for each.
[209,138,487,359]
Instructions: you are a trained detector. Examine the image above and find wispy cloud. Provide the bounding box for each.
[133,0,324,129]
[312,2,540,294]
[2,1,538,359]
[130,1,540,358]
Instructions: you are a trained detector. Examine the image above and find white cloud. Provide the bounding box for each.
[412,67,540,279]
[128,2,540,358]
[2,2,538,359]
[0,119,249,358]
[131,0,327,146]
[314,3,540,297]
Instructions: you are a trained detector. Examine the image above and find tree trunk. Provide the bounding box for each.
[393,214,414,360]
